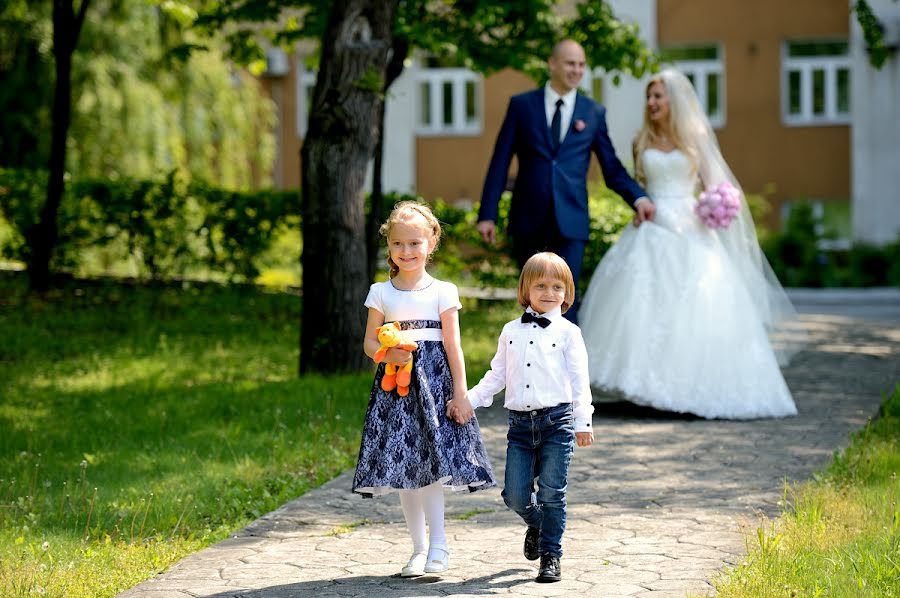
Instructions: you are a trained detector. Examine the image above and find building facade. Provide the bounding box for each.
[262,0,898,243]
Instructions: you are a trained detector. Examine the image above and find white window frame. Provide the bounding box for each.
[296,61,317,138]
[671,57,726,129]
[781,42,851,126]
[415,67,482,136]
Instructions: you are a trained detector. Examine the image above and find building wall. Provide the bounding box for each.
[260,64,302,190]
[657,0,851,223]
[415,69,534,205]
[851,0,900,244]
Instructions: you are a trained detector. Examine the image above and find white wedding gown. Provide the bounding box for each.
[580,148,797,419]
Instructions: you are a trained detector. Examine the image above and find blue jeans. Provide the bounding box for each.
[502,403,575,558]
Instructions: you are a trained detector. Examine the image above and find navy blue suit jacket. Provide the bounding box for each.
[480,89,646,241]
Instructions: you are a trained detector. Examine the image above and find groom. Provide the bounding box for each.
[477,39,654,322]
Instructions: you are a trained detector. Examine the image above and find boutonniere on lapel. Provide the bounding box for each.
[573,119,586,132]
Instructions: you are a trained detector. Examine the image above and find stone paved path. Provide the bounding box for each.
[119,294,900,597]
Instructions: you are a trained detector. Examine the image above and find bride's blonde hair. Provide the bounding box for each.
[633,69,707,186]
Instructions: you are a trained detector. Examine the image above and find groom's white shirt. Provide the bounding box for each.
[467,305,594,433]
[544,83,577,145]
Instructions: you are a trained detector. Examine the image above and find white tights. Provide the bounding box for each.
[398,481,446,553]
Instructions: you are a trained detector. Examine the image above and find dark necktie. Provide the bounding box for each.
[551,98,563,153]
[521,311,551,328]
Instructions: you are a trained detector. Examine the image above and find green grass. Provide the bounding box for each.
[710,384,900,597]
[0,271,518,597]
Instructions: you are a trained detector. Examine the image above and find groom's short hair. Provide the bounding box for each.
[517,252,576,314]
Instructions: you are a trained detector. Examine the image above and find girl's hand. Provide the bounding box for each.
[576,431,594,447]
[383,346,413,364]
[447,394,474,425]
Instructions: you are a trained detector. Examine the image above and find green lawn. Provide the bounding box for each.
[709,384,900,597]
[0,271,518,597]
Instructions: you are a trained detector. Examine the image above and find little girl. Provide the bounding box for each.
[352,200,495,578]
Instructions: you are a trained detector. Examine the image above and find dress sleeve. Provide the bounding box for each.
[364,283,384,314]
[438,281,463,314]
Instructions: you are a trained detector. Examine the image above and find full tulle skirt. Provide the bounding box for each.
[580,216,796,419]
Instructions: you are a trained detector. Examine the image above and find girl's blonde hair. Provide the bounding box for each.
[380,200,442,278]
[633,69,705,186]
[517,252,575,314]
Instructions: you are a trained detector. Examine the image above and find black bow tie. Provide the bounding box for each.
[521,311,551,328]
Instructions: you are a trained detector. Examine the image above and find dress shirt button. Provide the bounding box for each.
[552,343,556,347]
[530,341,533,344]
[509,340,513,344]
[526,384,530,388]
[526,363,530,367]
[532,324,537,328]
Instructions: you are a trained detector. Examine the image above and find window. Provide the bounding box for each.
[296,63,317,138]
[659,45,725,128]
[416,68,482,135]
[782,41,850,125]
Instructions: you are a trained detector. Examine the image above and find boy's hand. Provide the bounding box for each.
[576,431,594,447]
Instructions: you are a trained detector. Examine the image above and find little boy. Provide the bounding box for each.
[466,252,594,583]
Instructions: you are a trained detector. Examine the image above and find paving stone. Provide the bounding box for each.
[117,304,899,597]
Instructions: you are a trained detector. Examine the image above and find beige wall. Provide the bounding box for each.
[261,67,302,190]
[658,0,851,224]
[415,69,535,203]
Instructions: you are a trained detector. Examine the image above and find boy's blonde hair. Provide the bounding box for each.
[517,252,575,314]
[379,200,442,278]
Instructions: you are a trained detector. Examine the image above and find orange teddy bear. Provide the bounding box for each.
[373,322,418,396]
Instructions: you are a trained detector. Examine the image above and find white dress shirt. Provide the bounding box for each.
[467,306,594,433]
[544,83,577,146]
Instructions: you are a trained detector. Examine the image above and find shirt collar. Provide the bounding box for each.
[525,305,563,321]
[544,83,577,109]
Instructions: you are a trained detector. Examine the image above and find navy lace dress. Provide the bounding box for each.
[352,284,495,497]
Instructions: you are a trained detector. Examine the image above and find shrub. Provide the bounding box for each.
[0,168,300,281]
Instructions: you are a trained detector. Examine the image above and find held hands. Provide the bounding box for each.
[446,393,475,425]
[576,431,594,448]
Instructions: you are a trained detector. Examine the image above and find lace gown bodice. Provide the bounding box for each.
[641,148,706,236]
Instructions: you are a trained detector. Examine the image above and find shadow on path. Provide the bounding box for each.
[200,568,533,597]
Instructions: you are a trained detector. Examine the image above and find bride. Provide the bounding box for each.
[580,69,804,419]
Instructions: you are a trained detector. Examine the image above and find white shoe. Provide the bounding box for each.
[423,544,449,573]
[400,551,427,577]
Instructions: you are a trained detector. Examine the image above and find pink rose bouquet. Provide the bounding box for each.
[695,181,741,229]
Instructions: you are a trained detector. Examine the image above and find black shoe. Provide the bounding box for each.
[523,527,540,561]
[536,554,561,583]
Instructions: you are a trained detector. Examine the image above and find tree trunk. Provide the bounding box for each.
[300,0,398,374]
[366,36,409,283]
[27,0,90,292]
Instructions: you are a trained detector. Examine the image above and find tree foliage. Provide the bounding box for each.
[854,0,898,70]
[0,0,278,184]
[178,0,659,373]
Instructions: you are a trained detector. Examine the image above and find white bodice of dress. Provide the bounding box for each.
[642,147,697,199]
[641,148,704,234]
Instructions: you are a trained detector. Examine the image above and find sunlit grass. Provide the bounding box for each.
[709,385,900,597]
[0,271,516,597]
